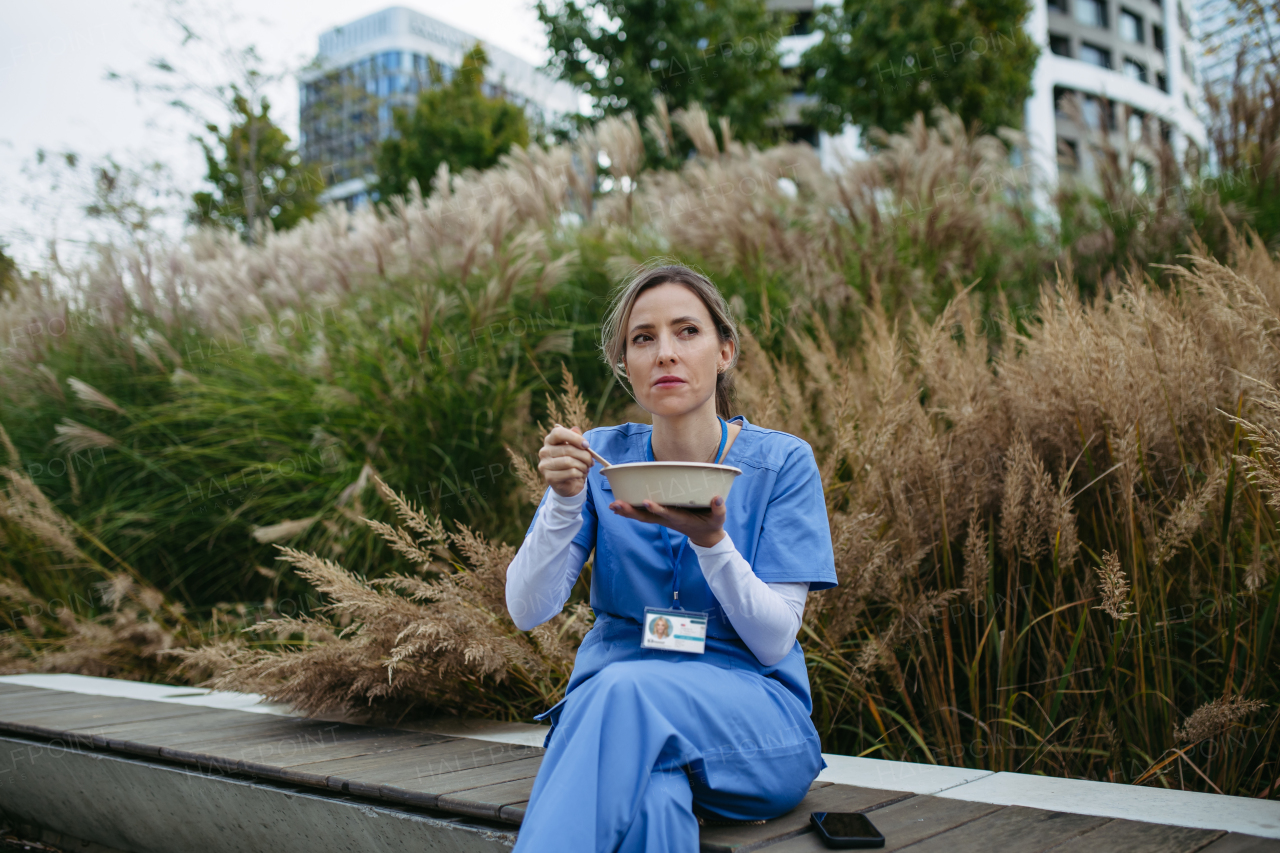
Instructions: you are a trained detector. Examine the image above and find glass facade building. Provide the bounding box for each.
[299,6,579,209]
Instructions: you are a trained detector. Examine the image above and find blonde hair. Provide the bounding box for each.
[600,262,740,418]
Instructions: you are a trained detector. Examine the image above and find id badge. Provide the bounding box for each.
[641,607,707,654]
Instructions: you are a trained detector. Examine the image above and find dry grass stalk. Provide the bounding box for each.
[67,377,125,414]
[1092,551,1135,621]
[171,473,592,721]
[1174,695,1268,744]
[0,434,198,680]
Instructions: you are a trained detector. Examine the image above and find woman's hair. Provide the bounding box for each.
[600,262,740,418]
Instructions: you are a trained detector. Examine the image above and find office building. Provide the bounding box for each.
[299,6,579,208]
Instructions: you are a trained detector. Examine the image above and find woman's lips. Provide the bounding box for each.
[653,378,686,388]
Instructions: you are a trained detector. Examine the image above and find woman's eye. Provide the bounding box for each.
[681,326,697,336]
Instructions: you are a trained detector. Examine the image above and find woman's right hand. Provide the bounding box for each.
[538,424,594,498]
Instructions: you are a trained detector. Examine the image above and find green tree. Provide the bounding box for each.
[190,91,321,242]
[0,243,18,300]
[536,0,794,150]
[800,0,1040,137]
[375,46,529,201]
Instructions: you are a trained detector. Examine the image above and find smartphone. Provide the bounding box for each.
[810,811,885,849]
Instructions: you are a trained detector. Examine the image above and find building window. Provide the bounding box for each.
[1120,9,1144,41]
[1127,109,1146,141]
[1153,24,1165,52]
[1131,160,1152,193]
[1156,70,1168,90]
[1079,42,1112,67]
[1123,57,1148,82]
[1080,94,1116,129]
[1075,0,1108,27]
[1050,33,1072,56]
[1048,0,1069,13]
[1054,85,1071,118]
[379,51,403,73]
[1058,138,1080,171]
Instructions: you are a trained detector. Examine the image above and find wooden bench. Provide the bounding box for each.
[0,681,1275,852]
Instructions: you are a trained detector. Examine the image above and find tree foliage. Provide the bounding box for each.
[800,0,1040,137]
[536,0,793,150]
[375,46,529,201]
[190,91,321,242]
[0,243,17,300]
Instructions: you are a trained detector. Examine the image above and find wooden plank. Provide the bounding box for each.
[0,698,222,728]
[1199,833,1280,852]
[698,783,914,853]
[378,756,545,808]
[0,697,235,741]
[154,720,406,774]
[888,805,1110,852]
[321,739,539,797]
[756,793,1006,852]
[0,683,67,699]
[437,776,537,822]
[276,736,541,797]
[1045,817,1225,852]
[249,736,473,786]
[236,729,457,784]
[499,800,531,824]
[113,716,320,760]
[88,707,307,741]
[0,690,112,714]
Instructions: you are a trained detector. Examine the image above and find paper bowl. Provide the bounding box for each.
[601,461,743,509]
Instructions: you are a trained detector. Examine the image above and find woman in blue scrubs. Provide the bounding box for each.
[506,264,838,852]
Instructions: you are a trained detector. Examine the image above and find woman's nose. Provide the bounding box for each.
[656,333,677,363]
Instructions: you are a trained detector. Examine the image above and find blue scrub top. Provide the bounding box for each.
[524,414,838,712]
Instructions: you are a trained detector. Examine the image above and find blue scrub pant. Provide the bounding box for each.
[511,659,825,853]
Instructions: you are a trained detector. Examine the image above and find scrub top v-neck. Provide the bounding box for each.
[524,414,838,712]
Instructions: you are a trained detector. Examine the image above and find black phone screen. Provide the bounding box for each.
[817,812,879,839]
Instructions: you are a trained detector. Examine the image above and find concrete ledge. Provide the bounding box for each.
[814,753,993,794]
[0,733,516,853]
[934,770,1280,840]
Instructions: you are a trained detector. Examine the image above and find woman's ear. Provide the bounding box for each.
[719,338,736,372]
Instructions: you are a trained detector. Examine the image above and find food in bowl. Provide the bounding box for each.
[601,461,743,509]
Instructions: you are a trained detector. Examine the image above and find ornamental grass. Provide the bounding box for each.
[1,100,1277,795]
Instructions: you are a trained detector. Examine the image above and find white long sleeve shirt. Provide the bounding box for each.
[505,485,808,666]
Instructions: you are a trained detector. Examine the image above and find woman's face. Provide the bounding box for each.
[625,282,734,418]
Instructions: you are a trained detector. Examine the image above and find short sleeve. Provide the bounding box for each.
[525,479,598,554]
[751,440,838,591]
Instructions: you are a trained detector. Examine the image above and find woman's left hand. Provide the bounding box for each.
[609,496,727,547]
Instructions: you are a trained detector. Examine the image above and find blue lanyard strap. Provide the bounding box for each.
[653,416,727,608]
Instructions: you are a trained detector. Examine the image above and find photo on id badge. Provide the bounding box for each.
[642,607,707,653]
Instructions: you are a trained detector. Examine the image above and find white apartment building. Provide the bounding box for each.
[770,0,1208,188]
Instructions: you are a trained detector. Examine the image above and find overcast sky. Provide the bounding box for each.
[0,0,554,268]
